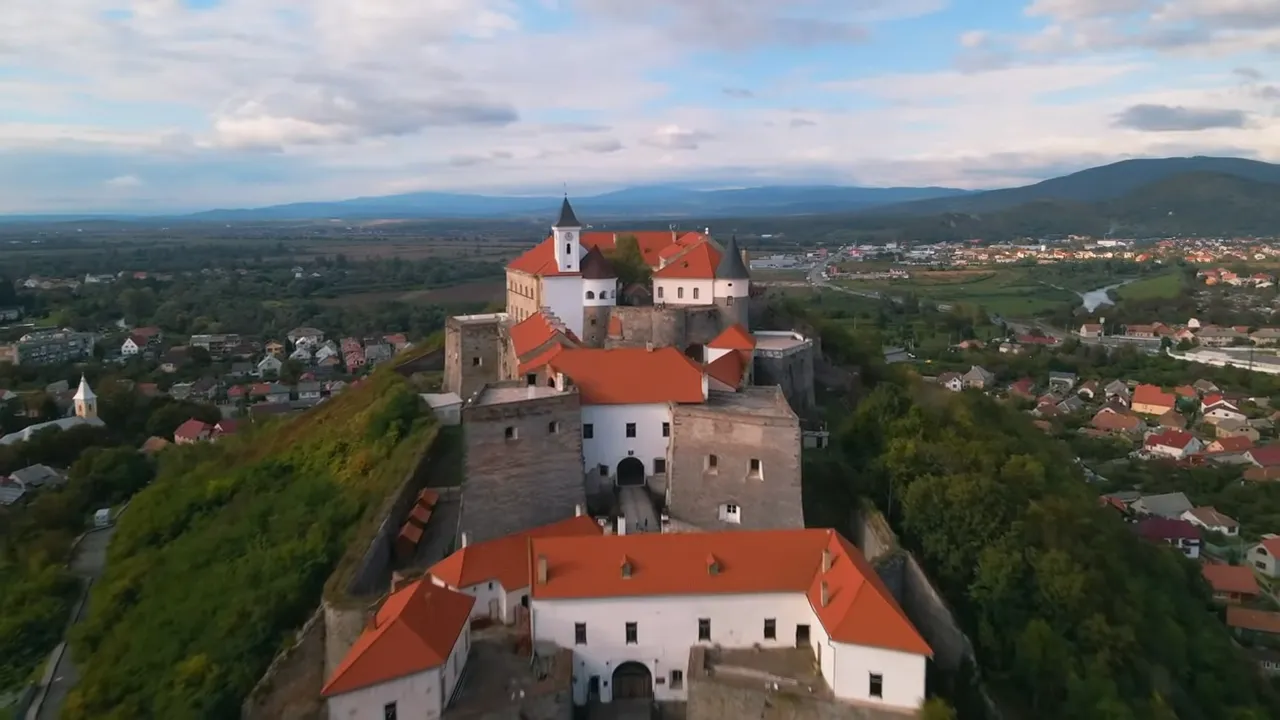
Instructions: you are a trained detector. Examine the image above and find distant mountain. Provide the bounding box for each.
[866,156,1280,217]
[183,184,973,222]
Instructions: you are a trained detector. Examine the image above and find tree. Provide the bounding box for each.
[607,235,651,289]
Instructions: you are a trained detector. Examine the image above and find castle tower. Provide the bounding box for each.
[713,235,751,329]
[552,197,582,274]
[580,246,617,347]
[73,374,97,420]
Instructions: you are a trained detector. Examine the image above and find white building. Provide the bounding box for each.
[0,375,103,446]
[321,579,474,720]
[330,527,931,718]
[428,514,601,624]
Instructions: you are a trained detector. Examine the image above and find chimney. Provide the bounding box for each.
[461,532,471,549]
[617,516,627,535]
[575,504,584,517]
[645,342,654,352]
[391,571,414,592]
[821,549,832,573]
[707,554,721,576]
[820,581,830,608]
[536,555,548,585]
[621,558,633,579]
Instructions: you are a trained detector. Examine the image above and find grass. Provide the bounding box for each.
[835,267,1078,316]
[1115,271,1184,301]
[315,280,504,308]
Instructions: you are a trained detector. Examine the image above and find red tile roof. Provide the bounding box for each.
[548,347,705,404]
[705,351,748,389]
[1259,537,1280,556]
[509,311,578,358]
[707,324,756,351]
[1145,428,1196,450]
[653,241,721,280]
[528,529,931,656]
[1135,517,1200,542]
[508,231,699,277]
[1227,606,1280,634]
[321,580,475,697]
[1211,436,1254,453]
[1202,564,1258,595]
[173,419,210,441]
[1248,445,1280,468]
[1091,409,1142,432]
[1133,384,1176,410]
[429,515,601,592]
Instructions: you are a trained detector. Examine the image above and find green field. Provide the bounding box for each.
[1115,271,1184,301]
[835,268,1078,316]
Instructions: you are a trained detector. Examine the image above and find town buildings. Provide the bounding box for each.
[0,375,104,446]
[3,329,96,366]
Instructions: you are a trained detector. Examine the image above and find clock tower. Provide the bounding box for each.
[552,197,581,274]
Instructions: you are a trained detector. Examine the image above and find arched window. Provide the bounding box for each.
[693,287,700,300]
[677,287,684,299]
[657,286,664,299]
[586,291,595,300]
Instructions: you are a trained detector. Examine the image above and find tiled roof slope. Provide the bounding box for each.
[547,347,705,404]
[429,515,601,591]
[528,528,932,656]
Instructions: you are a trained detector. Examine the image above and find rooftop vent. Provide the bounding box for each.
[707,554,721,576]
[820,581,830,608]
[821,548,832,573]
[536,555,548,585]
[621,556,634,579]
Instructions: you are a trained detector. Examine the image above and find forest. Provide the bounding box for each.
[62,371,437,718]
[802,312,1280,719]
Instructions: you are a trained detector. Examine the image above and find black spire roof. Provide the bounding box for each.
[554,197,581,228]
[580,246,615,279]
[715,235,750,280]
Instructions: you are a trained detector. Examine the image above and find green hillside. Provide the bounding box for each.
[63,371,438,719]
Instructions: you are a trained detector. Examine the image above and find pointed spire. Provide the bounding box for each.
[554,196,581,228]
[73,374,96,401]
[715,234,750,280]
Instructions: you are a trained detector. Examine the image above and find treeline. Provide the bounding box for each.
[64,372,438,718]
[798,311,1280,718]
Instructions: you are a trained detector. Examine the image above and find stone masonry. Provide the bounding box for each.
[444,314,506,400]
[667,387,803,531]
[460,384,586,544]
[604,305,723,352]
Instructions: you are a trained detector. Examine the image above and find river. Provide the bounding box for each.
[1078,280,1134,312]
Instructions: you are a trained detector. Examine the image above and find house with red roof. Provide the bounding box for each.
[1143,428,1202,459]
[1246,536,1280,579]
[173,418,212,445]
[1201,564,1260,604]
[1246,446,1280,469]
[1132,384,1177,416]
[1134,517,1201,558]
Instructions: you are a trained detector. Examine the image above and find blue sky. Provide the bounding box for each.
[0,0,1277,213]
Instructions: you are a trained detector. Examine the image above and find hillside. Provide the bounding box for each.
[62,372,438,719]
[869,156,1280,217]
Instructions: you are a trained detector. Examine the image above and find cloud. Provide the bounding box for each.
[643,126,715,150]
[722,87,755,99]
[581,138,624,153]
[789,118,817,128]
[1113,104,1250,131]
[1235,67,1265,81]
[105,174,143,188]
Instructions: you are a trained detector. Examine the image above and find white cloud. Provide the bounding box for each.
[104,174,143,188]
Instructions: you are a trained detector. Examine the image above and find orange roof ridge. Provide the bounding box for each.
[653,241,721,280]
[428,515,601,592]
[708,324,756,350]
[547,347,705,404]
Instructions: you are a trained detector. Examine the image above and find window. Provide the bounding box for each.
[750,458,762,479]
[795,624,811,646]
[693,287,700,300]
[698,618,710,641]
[657,286,664,299]
[1257,560,1268,571]
[575,623,587,645]
[586,291,595,300]
[869,673,884,699]
[599,464,609,476]
[764,619,776,640]
[583,423,594,439]
[565,243,572,255]
[625,622,638,644]
[727,296,734,306]
[384,702,398,720]
[662,422,670,437]
[548,421,560,434]
[504,426,517,440]
[526,373,537,386]
[670,670,684,690]
[626,422,637,438]
[472,356,482,366]
[707,454,718,470]
[488,581,494,590]
[718,503,741,524]
[677,287,684,299]
[654,458,666,473]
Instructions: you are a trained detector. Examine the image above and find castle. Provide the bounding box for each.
[443,198,817,543]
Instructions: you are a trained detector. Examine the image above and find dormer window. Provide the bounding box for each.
[586,291,595,300]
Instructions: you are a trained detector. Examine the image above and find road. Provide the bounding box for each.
[32,523,118,720]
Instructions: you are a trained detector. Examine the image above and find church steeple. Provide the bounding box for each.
[73,374,98,420]
[554,196,581,229]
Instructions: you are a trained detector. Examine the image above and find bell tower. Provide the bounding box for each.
[73,374,98,420]
[552,197,582,274]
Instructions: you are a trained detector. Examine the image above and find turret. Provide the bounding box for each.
[552,197,581,274]
[713,235,751,328]
[73,374,98,420]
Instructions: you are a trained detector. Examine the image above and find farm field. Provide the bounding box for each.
[293,240,528,262]
[751,268,809,281]
[315,280,504,308]
[835,267,1079,316]
[1115,271,1184,301]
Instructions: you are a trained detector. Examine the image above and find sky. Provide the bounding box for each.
[0,0,1278,213]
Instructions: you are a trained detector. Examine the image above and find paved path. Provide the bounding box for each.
[31,524,117,720]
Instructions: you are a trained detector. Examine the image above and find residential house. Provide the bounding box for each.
[189,333,242,357]
[1227,607,1280,642]
[364,343,394,366]
[8,464,66,490]
[1090,408,1143,434]
[1132,384,1177,416]
[173,419,212,444]
[1217,418,1261,442]
[1207,436,1254,454]
[1076,379,1098,399]
[314,342,340,363]
[937,372,963,392]
[1008,378,1036,399]
[1134,517,1201,558]
[1197,326,1246,347]
[1201,564,1260,604]
[1246,536,1280,579]
[1124,324,1158,339]
[384,333,410,351]
[296,382,323,403]
[227,385,247,403]
[265,383,292,404]
[289,345,313,363]
[1194,379,1221,394]
[1245,446,1280,470]
[1158,410,1187,429]
[1056,395,1086,415]
[1078,323,1103,338]
[1104,380,1131,406]
[340,337,363,354]
[1048,371,1077,391]
[1181,506,1239,536]
[168,382,193,400]
[345,349,367,374]
[189,377,219,402]
[1203,395,1247,425]
[1144,429,1202,459]
[1130,491,1193,519]
[287,327,325,347]
[1252,328,1280,347]
[159,346,189,373]
[265,340,286,358]
[0,481,27,506]
[1173,385,1197,400]
[11,329,96,365]
[257,355,284,377]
